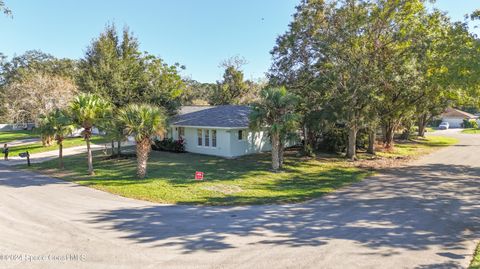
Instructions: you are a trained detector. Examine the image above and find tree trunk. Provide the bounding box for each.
[117,140,122,156]
[136,138,151,179]
[278,138,284,169]
[111,140,115,157]
[271,133,280,171]
[346,126,357,160]
[59,142,64,169]
[418,113,428,137]
[367,129,376,155]
[303,124,308,152]
[86,137,94,175]
[384,124,396,149]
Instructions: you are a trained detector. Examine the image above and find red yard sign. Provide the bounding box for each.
[195,171,204,180]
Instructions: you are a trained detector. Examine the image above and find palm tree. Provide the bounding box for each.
[38,109,75,169]
[249,87,299,171]
[118,104,166,178]
[70,93,111,175]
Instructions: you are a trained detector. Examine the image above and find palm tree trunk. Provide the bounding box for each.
[136,138,151,178]
[59,142,64,169]
[278,138,284,169]
[86,137,94,175]
[271,133,280,171]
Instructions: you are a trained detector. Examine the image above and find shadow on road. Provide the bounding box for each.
[85,163,480,266]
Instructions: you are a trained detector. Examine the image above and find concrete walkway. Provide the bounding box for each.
[0,129,478,269]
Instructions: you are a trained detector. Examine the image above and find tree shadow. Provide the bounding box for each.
[0,167,68,187]
[86,163,480,260]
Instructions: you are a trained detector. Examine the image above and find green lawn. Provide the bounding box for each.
[0,130,38,143]
[23,135,457,206]
[376,136,458,158]
[470,243,480,269]
[28,149,371,205]
[462,128,480,134]
[9,136,109,157]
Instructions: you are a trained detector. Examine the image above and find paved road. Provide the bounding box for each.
[0,129,478,269]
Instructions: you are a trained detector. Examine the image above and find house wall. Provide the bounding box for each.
[441,117,466,128]
[171,126,232,157]
[229,129,272,157]
[170,126,299,158]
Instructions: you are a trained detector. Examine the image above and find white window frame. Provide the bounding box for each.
[212,129,217,148]
[197,129,203,146]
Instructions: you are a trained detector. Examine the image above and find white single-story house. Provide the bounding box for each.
[168,105,274,158]
[440,108,478,128]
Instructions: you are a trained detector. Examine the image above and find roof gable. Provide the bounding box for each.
[441,108,477,119]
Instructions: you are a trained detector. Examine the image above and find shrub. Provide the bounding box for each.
[463,119,478,129]
[152,138,186,153]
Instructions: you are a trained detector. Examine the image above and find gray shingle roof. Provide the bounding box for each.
[177,105,213,115]
[171,105,251,128]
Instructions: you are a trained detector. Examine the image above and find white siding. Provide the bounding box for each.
[229,129,272,157]
[441,117,464,128]
[170,126,299,158]
[171,127,232,157]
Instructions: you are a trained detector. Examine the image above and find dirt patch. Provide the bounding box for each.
[202,184,243,195]
[352,156,413,170]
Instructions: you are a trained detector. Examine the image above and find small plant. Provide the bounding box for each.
[152,138,186,153]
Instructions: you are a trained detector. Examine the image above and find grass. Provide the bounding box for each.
[0,130,38,143]
[8,136,110,157]
[375,136,458,158]
[470,243,480,269]
[27,149,371,205]
[22,135,457,206]
[425,127,435,133]
[462,128,480,134]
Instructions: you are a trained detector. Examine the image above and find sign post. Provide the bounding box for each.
[195,171,204,180]
[19,151,30,166]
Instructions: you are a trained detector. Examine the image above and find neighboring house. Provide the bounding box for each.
[169,105,274,158]
[440,108,478,128]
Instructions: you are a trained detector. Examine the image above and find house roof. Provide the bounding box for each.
[171,105,252,128]
[441,108,477,119]
[177,105,213,115]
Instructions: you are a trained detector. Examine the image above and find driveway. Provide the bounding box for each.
[0,129,478,269]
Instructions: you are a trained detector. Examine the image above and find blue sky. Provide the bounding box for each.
[0,0,478,82]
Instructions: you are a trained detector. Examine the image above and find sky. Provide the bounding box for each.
[0,0,479,83]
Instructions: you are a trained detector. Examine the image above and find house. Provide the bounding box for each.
[168,105,273,158]
[440,108,478,128]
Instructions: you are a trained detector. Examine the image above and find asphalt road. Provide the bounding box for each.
[0,129,478,269]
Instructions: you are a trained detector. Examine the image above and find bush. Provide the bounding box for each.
[463,119,478,129]
[152,138,186,153]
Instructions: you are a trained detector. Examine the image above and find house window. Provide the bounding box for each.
[197,129,202,146]
[212,130,217,147]
[178,127,185,139]
[238,130,244,140]
[205,129,210,147]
